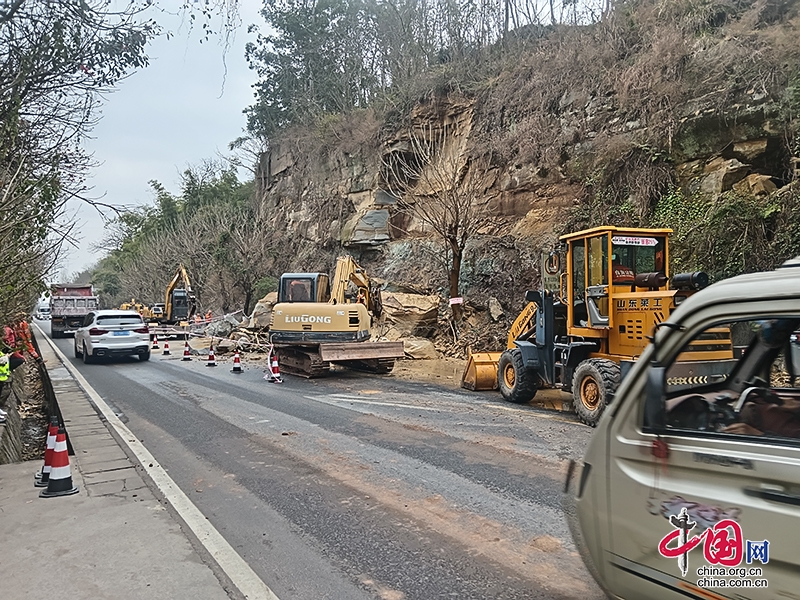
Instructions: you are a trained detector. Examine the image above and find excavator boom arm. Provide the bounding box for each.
[330,255,379,315]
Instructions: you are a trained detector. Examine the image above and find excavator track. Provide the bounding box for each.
[275,346,331,378]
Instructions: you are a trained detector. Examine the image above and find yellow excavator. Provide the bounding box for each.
[162,264,197,325]
[119,299,159,321]
[119,298,146,313]
[462,226,735,425]
[269,255,404,377]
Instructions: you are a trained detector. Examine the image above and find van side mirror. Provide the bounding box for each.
[643,364,666,431]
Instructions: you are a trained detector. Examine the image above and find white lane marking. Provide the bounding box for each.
[38,325,279,600]
[305,396,439,411]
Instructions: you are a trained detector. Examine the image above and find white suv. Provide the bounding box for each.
[74,310,151,363]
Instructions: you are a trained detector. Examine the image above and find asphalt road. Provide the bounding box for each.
[44,321,604,600]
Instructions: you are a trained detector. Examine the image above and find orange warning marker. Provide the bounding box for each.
[269,352,283,384]
[207,345,217,367]
[151,334,160,350]
[231,351,243,374]
[35,416,59,488]
[182,340,192,361]
[162,340,170,356]
[39,426,79,498]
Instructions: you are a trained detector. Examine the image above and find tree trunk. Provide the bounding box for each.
[449,242,463,321]
[243,288,253,317]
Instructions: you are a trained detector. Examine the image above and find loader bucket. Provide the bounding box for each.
[461,352,502,391]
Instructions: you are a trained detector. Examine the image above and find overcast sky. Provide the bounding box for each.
[60,2,265,278]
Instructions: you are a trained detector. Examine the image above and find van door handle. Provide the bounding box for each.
[743,486,800,506]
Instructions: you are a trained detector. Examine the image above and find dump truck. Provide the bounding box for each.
[269,255,404,377]
[49,284,99,338]
[463,226,734,425]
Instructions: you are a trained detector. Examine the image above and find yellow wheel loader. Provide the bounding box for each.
[463,226,735,426]
[269,256,404,377]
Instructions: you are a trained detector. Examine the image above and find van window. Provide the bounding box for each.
[662,317,800,445]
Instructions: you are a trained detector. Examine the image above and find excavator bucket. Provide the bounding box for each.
[461,351,502,391]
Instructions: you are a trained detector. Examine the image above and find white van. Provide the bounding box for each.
[566,256,800,599]
[35,306,51,320]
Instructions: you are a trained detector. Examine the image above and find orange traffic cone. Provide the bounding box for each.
[207,345,217,367]
[231,351,243,374]
[163,340,170,356]
[35,416,59,487]
[39,427,79,498]
[182,340,192,361]
[151,334,160,350]
[269,353,283,384]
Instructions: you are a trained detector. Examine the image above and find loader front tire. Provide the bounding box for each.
[498,349,539,404]
[572,359,620,427]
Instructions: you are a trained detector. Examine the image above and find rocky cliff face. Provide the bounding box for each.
[252,2,800,354]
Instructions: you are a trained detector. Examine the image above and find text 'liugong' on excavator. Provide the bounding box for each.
[268,255,404,377]
[462,226,736,426]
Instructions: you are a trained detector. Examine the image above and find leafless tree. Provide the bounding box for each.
[381,120,498,320]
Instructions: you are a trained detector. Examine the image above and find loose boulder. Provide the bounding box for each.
[380,292,440,339]
[248,292,278,329]
[403,337,439,359]
[488,297,505,322]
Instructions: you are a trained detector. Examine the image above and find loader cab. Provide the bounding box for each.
[563,227,670,345]
[279,273,331,303]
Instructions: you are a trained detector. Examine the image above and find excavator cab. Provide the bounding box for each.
[171,289,193,322]
[278,273,330,303]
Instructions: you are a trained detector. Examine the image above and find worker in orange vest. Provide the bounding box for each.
[15,318,40,361]
[205,310,213,323]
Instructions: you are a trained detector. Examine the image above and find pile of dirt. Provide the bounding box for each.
[432,304,510,359]
[391,357,467,388]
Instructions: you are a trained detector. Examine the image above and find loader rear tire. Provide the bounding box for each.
[572,359,620,427]
[498,349,539,404]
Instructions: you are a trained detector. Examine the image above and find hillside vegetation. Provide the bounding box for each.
[89,0,800,353]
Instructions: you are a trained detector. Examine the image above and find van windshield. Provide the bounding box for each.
[663,317,800,443]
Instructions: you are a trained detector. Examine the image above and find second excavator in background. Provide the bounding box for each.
[161,263,197,326]
[269,255,404,377]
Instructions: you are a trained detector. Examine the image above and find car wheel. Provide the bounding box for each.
[497,348,539,404]
[139,350,151,362]
[82,342,93,364]
[74,339,82,358]
[572,359,620,427]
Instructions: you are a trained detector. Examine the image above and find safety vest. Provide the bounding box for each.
[0,351,10,382]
